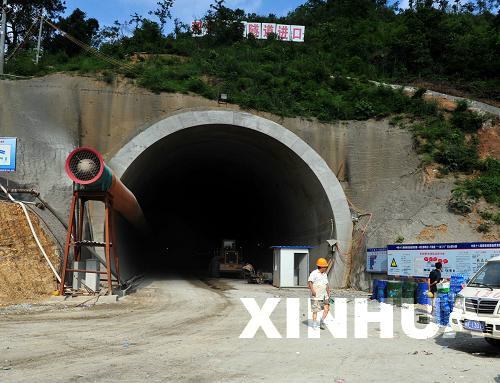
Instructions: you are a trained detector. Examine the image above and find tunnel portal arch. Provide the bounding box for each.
[108,110,352,287]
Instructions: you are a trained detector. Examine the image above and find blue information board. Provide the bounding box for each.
[366,247,388,273]
[0,137,17,172]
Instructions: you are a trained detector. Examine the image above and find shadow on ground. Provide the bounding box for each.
[434,333,500,357]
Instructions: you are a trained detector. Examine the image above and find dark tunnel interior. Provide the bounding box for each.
[117,124,334,277]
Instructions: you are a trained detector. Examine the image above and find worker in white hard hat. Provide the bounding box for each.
[308,258,331,330]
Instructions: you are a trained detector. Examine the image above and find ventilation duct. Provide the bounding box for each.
[65,147,147,231]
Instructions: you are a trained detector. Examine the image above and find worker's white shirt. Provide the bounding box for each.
[308,269,329,300]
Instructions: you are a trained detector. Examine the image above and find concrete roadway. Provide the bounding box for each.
[0,278,499,382]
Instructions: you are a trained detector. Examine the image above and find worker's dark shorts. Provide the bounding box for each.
[310,298,330,313]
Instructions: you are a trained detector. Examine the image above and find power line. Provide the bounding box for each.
[5,16,39,62]
[43,18,136,72]
[4,10,142,75]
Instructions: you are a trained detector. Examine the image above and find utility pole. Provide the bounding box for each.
[35,11,43,64]
[0,0,7,75]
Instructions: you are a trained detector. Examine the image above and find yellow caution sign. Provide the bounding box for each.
[390,258,397,267]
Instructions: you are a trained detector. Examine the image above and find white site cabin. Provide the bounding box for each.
[272,246,312,288]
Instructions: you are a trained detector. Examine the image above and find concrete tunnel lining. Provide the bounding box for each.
[100,110,352,287]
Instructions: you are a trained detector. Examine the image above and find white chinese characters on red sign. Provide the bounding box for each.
[290,25,305,42]
[246,22,261,39]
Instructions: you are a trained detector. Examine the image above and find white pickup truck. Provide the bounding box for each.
[450,256,500,348]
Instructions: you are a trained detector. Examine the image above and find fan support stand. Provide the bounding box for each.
[58,190,120,296]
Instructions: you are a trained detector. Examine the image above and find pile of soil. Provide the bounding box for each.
[0,201,60,306]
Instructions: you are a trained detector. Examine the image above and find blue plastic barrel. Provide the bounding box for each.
[377,280,388,303]
[417,282,430,305]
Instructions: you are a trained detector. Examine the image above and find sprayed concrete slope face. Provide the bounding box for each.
[108,111,352,286]
[0,76,79,216]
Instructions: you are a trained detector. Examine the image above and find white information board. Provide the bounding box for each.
[366,248,387,273]
[387,242,500,278]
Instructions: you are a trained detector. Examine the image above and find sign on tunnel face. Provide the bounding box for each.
[387,242,500,278]
[0,137,17,172]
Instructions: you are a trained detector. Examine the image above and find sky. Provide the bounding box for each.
[63,0,305,30]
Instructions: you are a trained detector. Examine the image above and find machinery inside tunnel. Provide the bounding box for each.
[116,123,338,277]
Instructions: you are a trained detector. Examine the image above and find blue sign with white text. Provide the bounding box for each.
[0,138,17,172]
[366,247,388,273]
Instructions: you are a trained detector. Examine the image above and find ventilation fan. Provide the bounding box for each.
[64,147,147,231]
[65,147,105,185]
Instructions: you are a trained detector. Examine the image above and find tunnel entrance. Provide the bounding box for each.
[109,111,352,284]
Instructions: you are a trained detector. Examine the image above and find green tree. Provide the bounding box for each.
[4,0,65,51]
[148,0,174,34]
[48,8,99,56]
[203,0,245,44]
[123,19,165,53]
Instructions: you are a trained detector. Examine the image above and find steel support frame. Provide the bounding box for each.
[59,191,119,295]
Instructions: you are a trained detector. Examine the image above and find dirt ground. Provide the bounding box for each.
[0,277,498,383]
[406,81,500,109]
[478,120,500,160]
[0,201,60,305]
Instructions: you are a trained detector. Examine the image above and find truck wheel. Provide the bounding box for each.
[485,338,500,349]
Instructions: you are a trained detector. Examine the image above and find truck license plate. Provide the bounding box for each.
[463,320,484,332]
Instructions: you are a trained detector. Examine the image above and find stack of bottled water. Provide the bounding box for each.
[448,274,467,312]
[434,292,451,326]
[450,274,467,293]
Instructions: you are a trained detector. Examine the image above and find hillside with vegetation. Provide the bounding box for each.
[3,0,500,231]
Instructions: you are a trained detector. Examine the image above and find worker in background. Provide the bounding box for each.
[429,262,443,315]
[429,262,443,296]
[308,258,331,330]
